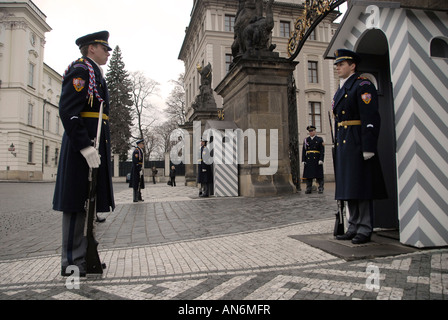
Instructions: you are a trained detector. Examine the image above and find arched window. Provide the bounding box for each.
[430,37,448,58]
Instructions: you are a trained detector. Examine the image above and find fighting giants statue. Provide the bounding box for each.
[231,0,276,64]
[192,62,217,110]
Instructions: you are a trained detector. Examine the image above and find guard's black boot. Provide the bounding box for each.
[133,189,138,202]
[305,180,312,194]
[351,233,371,244]
[318,179,324,194]
[138,191,144,202]
[336,232,356,241]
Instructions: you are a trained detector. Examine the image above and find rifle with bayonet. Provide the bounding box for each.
[329,111,345,237]
[85,101,106,274]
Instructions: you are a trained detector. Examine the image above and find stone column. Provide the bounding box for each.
[179,121,196,187]
[113,153,119,177]
[215,57,298,197]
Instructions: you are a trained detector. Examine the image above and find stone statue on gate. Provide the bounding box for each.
[192,62,217,110]
[231,0,277,64]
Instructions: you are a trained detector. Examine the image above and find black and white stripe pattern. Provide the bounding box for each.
[342,7,448,247]
[213,137,239,197]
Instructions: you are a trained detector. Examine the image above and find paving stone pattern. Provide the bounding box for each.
[0,182,446,302]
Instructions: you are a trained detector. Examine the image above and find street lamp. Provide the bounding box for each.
[8,143,17,157]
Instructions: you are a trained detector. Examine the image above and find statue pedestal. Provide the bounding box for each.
[215,57,298,197]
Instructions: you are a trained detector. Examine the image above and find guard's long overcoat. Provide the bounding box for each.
[53,57,115,213]
[302,135,325,179]
[197,145,213,184]
[332,73,387,200]
[129,146,145,190]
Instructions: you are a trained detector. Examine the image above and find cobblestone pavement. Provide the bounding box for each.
[0,181,447,304]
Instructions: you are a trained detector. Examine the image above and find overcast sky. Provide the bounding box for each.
[32,0,346,111]
[33,0,194,109]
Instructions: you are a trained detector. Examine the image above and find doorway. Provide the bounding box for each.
[356,29,399,229]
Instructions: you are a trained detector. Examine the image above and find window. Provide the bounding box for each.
[56,116,60,135]
[225,15,235,32]
[308,61,319,83]
[54,148,59,166]
[309,30,317,41]
[28,142,34,163]
[430,37,448,58]
[225,54,233,72]
[308,102,322,132]
[28,104,33,126]
[45,146,49,165]
[28,63,35,87]
[46,111,50,131]
[280,21,290,38]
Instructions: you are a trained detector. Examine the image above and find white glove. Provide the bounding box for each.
[318,160,324,165]
[363,152,375,160]
[139,170,143,176]
[80,146,101,168]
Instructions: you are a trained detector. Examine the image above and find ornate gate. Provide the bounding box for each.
[287,0,347,61]
[286,0,346,191]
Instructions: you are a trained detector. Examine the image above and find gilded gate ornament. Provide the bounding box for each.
[288,0,347,60]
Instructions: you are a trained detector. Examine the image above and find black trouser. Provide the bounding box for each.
[346,199,374,237]
[62,211,87,273]
[306,178,324,192]
[200,182,210,196]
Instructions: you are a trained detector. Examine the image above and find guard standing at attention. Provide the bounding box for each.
[198,138,212,197]
[302,125,325,194]
[332,49,387,245]
[53,31,115,276]
[129,139,145,202]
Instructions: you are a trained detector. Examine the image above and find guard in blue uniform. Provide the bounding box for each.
[302,125,325,194]
[198,138,212,197]
[129,139,145,202]
[53,31,115,276]
[332,49,387,244]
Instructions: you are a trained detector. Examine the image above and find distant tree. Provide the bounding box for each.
[156,119,179,155]
[106,46,133,161]
[165,73,186,125]
[129,71,160,143]
[141,128,162,161]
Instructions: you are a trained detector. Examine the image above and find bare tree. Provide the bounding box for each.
[141,127,162,160]
[165,73,187,125]
[129,71,160,141]
[155,119,180,156]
